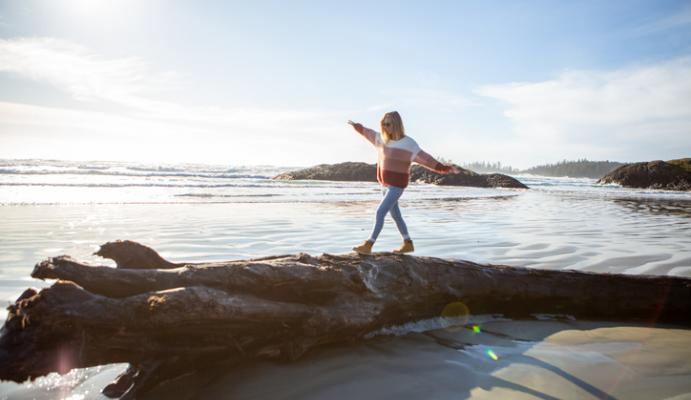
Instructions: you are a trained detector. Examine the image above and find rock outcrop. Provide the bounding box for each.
[409,165,528,188]
[273,162,377,182]
[597,160,691,191]
[274,162,528,189]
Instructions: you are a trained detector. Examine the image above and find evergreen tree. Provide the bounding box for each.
[520,159,624,178]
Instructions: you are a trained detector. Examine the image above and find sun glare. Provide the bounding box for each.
[56,0,146,25]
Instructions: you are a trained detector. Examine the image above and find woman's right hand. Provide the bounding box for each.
[348,120,363,132]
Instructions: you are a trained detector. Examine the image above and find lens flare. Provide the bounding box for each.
[472,324,481,334]
[440,301,470,331]
[486,349,499,361]
[441,301,469,318]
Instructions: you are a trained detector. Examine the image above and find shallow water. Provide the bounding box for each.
[1,159,690,399]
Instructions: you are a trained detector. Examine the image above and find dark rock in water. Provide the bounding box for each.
[274,162,528,189]
[409,165,528,189]
[273,162,376,182]
[597,160,691,191]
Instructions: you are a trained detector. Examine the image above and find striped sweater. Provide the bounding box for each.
[354,125,450,188]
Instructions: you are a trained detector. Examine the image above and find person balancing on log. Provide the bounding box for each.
[348,111,459,255]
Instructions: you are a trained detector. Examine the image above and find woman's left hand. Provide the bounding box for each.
[442,164,461,174]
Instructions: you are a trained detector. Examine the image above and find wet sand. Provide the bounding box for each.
[133,319,691,400]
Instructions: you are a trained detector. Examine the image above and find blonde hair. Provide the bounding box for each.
[380,111,405,143]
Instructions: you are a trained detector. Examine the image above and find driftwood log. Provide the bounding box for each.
[1,240,690,399]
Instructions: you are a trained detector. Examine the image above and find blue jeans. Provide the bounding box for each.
[368,185,410,243]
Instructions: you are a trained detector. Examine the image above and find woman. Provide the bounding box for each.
[348,111,459,255]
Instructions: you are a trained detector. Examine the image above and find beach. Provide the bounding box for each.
[1,159,690,399]
[3,1,691,397]
[2,318,690,399]
[148,320,691,400]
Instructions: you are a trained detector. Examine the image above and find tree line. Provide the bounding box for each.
[462,159,625,178]
[461,161,520,174]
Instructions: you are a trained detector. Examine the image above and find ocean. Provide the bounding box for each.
[1,158,690,399]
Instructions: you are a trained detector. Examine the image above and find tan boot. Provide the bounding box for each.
[352,240,373,255]
[393,239,414,254]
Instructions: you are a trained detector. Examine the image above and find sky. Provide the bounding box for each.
[0,0,690,169]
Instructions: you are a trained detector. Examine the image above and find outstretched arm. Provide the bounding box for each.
[347,120,377,146]
[414,150,460,174]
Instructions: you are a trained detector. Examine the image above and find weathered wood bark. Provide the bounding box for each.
[1,240,690,399]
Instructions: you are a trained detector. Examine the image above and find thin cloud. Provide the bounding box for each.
[0,37,172,108]
[0,37,382,165]
[0,37,341,124]
[0,37,355,134]
[632,4,691,35]
[476,57,691,162]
